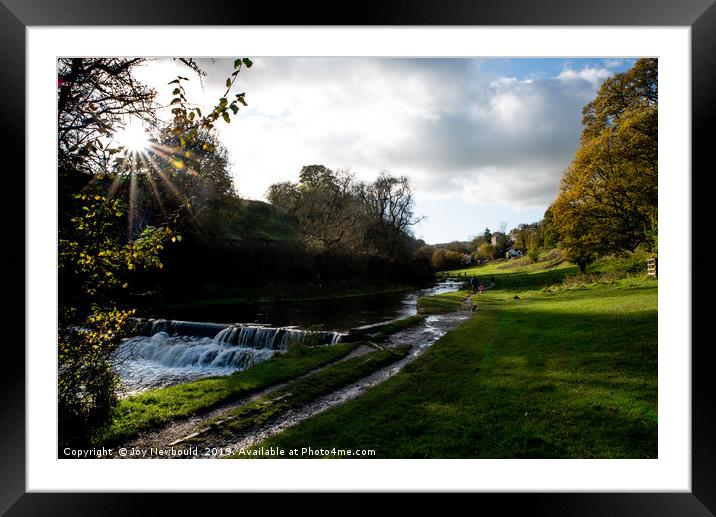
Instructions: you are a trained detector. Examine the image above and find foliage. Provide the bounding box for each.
[265,166,432,288]
[511,222,542,252]
[58,307,136,446]
[59,193,174,303]
[431,247,464,270]
[476,242,498,260]
[540,206,560,248]
[552,59,658,269]
[57,58,157,174]
[57,57,250,447]
[58,193,174,446]
[359,172,424,259]
[163,57,252,148]
[267,165,364,252]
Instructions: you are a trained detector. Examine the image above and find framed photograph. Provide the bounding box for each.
[3,0,713,513]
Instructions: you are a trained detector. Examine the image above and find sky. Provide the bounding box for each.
[133,57,635,244]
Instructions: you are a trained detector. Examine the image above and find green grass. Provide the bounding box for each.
[210,347,411,455]
[228,199,298,243]
[417,290,472,314]
[251,270,657,458]
[96,343,357,446]
[443,249,649,291]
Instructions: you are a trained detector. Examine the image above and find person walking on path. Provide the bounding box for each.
[471,274,478,294]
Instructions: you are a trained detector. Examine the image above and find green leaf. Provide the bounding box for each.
[172,88,180,95]
[234,59,242,69]
[242,58,253,68]
[230,104,239,115]
[222,112,231,123]
[195,107,202,118]
[226,78,232,88]
[168,79,180,84]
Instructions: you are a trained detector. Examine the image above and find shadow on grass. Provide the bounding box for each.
[255,283,657,459]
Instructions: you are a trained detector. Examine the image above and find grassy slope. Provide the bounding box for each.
[97,343,357,445]
[254,256,657,458]
[228,199,297,243]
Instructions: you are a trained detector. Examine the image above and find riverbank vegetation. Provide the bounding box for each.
[94,342,357,447]
[251,260,657,458]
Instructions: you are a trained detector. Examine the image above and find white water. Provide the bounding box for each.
[396,279,465,318]
[114,332,277,395]
[114,279,461,395]
[115,325,345,395]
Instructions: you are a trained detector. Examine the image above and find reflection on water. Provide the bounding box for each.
[116,280,464,394]
[146,279,464,332]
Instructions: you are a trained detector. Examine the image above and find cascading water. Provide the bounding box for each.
[117,279,458,395]
[115,320,345,395]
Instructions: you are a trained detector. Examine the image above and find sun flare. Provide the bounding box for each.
[115,123,150,154]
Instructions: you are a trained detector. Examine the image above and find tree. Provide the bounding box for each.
[57,57,250,447]
[267,165,365,252]
[360,172,423,259]
[552,58,657,269]
[540,206,560,248]
[431,248,463,270]
[58,58,158,174]
[110,126,236,242]
[476,242,498,261]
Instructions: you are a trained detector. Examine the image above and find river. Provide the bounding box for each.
[114,279,464,394]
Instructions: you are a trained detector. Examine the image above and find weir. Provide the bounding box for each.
[140,318,344,351]
[117,321,344,393]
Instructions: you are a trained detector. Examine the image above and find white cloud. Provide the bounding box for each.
[557,66,612,85]
[135,58,618,209]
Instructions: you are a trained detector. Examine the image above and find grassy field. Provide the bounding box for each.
[251,254,658,458]
[96,342,357,446]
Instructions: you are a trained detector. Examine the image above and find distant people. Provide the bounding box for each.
[478,283,486,294]
[489,276,495,288]
[470,275,478,294]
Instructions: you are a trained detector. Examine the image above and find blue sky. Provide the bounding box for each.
[136,57,636,244]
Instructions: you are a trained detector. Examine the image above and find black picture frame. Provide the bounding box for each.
[1,1,713,514]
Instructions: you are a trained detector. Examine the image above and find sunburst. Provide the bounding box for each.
[114,122,151,154]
